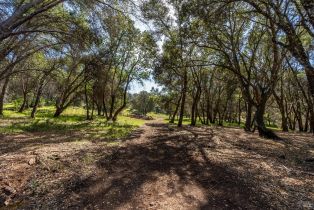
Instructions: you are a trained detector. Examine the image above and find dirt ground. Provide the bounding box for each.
[1,119,314,209]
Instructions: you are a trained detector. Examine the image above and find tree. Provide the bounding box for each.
[130,91,155,115]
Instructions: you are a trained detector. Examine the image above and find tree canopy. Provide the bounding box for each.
[0,0,313,138]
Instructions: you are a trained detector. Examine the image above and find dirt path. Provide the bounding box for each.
[42,120,314,209]
[1,119,314,209]
[61,119,256,210]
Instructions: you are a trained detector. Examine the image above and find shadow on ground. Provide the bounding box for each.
[38,123,270,210]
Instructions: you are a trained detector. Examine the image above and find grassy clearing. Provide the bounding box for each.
[0,105,146,140]
[147,112,168,120]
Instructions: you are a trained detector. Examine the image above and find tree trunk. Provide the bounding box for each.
[54,105,64,117]
[102,92,108,118]
[191,99,197,126]
[112,102,126,122]
[304,109,309,132]
[31,85,44,118]
[18,92,28,113]
[170,95,181,123]
[254,99,280,139]
[0,77,10,116]
[108,94,115,120]
[244,101,253,132]
[273,90,289,132]
[280,109,289,132]
[191,88,201,126]
[304,65,314,98]
[97,104,102,116]
[205,96,213,125]
[85,84,90,120]
[112,79,130,122]
[178,72,187,127]
[293,104,304,132]
[90,99,94,120]
[309,107,314,133]
[238,96,242,125]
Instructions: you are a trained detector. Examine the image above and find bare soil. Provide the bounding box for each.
[1,119,313,209]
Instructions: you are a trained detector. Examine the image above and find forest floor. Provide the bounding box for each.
[1,117,314,209]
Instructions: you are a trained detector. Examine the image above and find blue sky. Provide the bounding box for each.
[130,79,160,94]
[129,6,161,94]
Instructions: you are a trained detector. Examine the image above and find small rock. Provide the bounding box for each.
[0,195,5,206]
[4,198,11,206]
[49,154,60,160]
[305,158,314,162]
[28,157,36,165]
[3,186,16,195]
[279,155,285,159]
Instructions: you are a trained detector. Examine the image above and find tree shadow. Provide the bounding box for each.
[45,123,271,209]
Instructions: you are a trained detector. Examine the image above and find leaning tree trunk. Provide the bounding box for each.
[170,95,181,123]
[254,99,280,140]
[31,73,48,118]
[54,106,64,117]
[18,92,28,113]
[31,85,44,118]
[112,79,131,122]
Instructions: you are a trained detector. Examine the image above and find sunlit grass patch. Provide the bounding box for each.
[118,115,146,126]
[1,105,146,142]
[147,112,168,119]
[0,119,87,134]
[2,109,28,118]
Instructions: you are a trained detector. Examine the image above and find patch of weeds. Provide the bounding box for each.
[29,179,40,194]
[293,156,305,165]
[49,161,65,173]
[105,124,137,139]
[82,154,95,164]
[106,141,121,146]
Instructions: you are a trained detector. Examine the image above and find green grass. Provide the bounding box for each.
[1,104,283,137]
[166,117,282,131]
[147,112,168,119]
[0,105,146,140]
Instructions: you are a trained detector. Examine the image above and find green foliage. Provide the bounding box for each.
[130,91,155,115]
